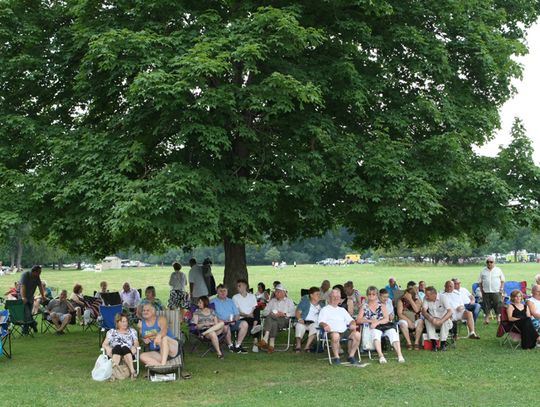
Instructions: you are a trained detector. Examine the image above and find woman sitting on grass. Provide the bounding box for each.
[507,289,540,350]
[397,286,424,350]
[192,295,225,358]
[357,286,405,364]
[102,313,139,379]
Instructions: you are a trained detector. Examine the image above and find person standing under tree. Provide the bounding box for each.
[188,258,208,304]
[478,256,505,324]
[168,262,189,312]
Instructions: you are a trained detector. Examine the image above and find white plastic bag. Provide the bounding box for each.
[92,354,112,381]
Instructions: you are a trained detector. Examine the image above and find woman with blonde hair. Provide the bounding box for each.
[102,313,139,379]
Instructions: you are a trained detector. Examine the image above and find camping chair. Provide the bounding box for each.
[185,304,226,357]
[1,310,12,359]
[319,328,361,365]
[144,309,184,381]
[4,300,35,337]
[259,315,294,352]
[98,304,123,347]
[41,310,58,334]
[497,306,521,350]
[503,281,524,304]
[100,345,141,376]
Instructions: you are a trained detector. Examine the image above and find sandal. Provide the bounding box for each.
[304,348,311,353]
[295,347,302,353]
[406,344,413,351]
[414,344,420,350]
[181,372,193,380]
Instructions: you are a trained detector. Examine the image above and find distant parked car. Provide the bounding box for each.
[316,258,338,266]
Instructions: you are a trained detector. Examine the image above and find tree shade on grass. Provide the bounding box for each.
[0,264,539,406]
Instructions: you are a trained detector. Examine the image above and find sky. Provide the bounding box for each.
[476,22,540,164]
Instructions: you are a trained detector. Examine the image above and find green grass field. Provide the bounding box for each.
[1,263,539,407]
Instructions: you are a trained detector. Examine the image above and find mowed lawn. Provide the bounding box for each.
[1,263,539,407]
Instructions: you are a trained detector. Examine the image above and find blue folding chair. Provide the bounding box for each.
[503,281,522,304]
[98,304,123,347]
[1,310,12,359]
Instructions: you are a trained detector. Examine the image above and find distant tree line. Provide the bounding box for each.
[3,226,540,268]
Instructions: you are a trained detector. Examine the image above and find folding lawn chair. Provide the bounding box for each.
[4,300,35,337]
[503,281,523,304]
[1,309,12,359]
[319,328,361,365]
[144,309,184,381]
[185,304,226,357]
[259,315,294,352]
[497,306,521,350]
[98,304,123,347]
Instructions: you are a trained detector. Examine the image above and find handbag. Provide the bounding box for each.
[91,354,112,381]
[375,322,395,332]
[111,363,131,381]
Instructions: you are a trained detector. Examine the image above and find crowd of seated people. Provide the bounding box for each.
[5,256,540,381]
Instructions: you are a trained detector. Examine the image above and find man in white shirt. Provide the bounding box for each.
[478,256,505,324]
[319,289,361,365]
[188,258,208,303]
[452,278,481,322]
[441,280,480,340]
[120,282,140,308]
[422,287,453,351]
[232,279,261,351]
[257,284,295,353]
[526,284,540,330]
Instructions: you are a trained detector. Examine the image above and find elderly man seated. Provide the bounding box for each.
[211,284,249,354]
[319,288,361,365]
[451,278,481,323]
[441,280,480,340]
[257,284,295,353]
[120,282,140,308]
[47,289,75,335]
[138,303,180,366]
[527,284,540,330]
[422,286,453,351]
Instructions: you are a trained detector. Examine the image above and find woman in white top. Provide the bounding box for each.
[168,262,189,310]
[102,313,139,379]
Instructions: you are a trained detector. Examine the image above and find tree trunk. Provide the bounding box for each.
[10,251,15,268]
[223,237,248,296]
[16,237,23,270]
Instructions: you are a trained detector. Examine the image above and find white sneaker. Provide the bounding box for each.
[379,356,387,364]
[252,345,259,353]
[398,356,405,363]
[251,325,263,335]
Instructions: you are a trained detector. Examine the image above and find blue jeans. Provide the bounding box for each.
[465,303,481,322]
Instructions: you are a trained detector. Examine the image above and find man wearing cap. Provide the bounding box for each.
[478,256,505,324]
[257,284,295,353]
[19,265,46,334]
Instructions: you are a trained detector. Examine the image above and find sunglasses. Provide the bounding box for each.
[487,261,494,264]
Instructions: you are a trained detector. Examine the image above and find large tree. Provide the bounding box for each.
[3,1,540,292]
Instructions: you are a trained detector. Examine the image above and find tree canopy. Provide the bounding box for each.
[1,1,540,289]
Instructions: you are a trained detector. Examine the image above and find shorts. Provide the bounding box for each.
[112,345,134,357]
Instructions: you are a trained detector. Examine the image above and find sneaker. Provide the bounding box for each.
[398,356,405,363]
[252,345,259,353]
[468,333,480,340]
[440,342,448,351]
[228,344,235,353]
[250,325,263,335]
[347,356,358,365]
[379,356,387,364]
[235,345,248,354]
[332,357,341,365]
